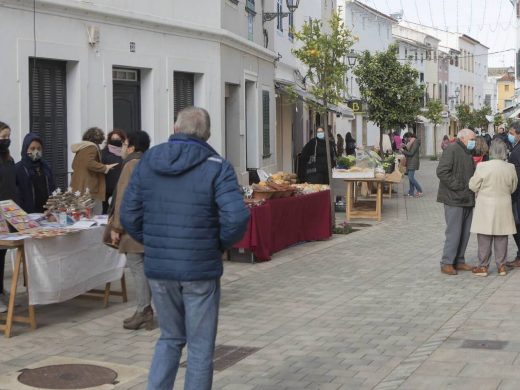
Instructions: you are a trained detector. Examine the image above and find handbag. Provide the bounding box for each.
[305,140,319,176]
[102,215,119,249]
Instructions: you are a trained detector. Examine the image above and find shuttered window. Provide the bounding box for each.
[174,72,194,121]
[262,91,270,158]
[29,59,68,190]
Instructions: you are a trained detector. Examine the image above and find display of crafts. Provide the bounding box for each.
[0,213,9,234]
[0,200,41,231]
[44,188,96,220]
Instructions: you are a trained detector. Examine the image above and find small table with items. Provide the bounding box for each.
[233,190,332,262]
[0,227,126,337]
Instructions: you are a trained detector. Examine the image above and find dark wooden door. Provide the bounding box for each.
[29,58,68,190]
[113,68,141,134]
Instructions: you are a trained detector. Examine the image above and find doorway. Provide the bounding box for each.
[225,83,241,173]
[113,68,141,134]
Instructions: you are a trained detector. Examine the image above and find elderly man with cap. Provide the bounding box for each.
[437,128,477,275]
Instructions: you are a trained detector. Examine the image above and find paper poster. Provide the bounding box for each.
[0,200,40,232]
[0,213,8,233]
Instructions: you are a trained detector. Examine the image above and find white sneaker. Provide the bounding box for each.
[0,302,6,313]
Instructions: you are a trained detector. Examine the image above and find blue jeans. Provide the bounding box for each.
[147,279,220,390]
[407,169,423,195]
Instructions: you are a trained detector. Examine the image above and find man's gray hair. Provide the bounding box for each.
[489,139,509,161]
[174,107,211,141]
[457,128,475,139]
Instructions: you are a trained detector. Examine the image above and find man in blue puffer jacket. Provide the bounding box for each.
[121,107,249,390]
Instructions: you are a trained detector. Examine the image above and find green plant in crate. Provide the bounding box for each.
[337,155,356,169]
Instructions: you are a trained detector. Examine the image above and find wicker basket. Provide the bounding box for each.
[252,190,275,200]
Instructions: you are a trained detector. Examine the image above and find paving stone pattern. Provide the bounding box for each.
[1,160,520,389]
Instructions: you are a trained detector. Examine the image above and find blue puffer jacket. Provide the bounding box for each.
[120,133,250,281]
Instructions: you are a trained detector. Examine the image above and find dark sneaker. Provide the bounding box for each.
[455,263,473,271]
[472,266,488,277]
[441,264,457,275]
[506,258,520,268]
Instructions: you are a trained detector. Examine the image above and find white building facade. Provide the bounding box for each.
[0,0,277,187]
[340,0,396,147]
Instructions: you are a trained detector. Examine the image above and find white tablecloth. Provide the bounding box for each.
[23,227,126,305]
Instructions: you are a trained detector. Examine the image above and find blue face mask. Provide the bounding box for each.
[508,134,516,145]
[316,132,325,140]
[466,140,476,151]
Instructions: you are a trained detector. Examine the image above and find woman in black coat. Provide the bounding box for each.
[0,122,17,312]
[345,132,357,156]
[101,129,126,214]
[298,127,335,184]
[15,133,56,213]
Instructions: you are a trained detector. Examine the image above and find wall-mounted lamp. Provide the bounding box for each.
[263,0,300,23]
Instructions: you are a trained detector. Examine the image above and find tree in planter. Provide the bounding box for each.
[455,103,473,129]
[354,43,424,151]
[292,10,355,224]
[472,105,492,131]
[425,99,444,157]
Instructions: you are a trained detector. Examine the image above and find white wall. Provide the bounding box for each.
[0,0,276,188]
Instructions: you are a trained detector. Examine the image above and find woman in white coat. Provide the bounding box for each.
[469,139,518,277]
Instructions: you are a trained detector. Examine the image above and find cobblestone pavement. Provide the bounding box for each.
[2,160,520,389]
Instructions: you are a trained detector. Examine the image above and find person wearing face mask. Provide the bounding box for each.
[108,131,153,330]
[71,127,119,215]
[505,122,520,268]
[15,133,56,213]
[0,121,17,313]
[101,129,126,214]
[400,132,423,197]
[436,128,477,275]
[298,127,335,184]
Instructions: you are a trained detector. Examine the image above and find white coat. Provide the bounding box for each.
[469,159,518,236]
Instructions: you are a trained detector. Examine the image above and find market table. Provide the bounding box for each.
[234,190,332,262]
[0,227,126,337]
[344,177,385,222]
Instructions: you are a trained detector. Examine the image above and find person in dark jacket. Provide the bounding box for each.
[345,131,356,155]
[401,132,423,197]
[437,128,476,275]
[121,107,249,390]
[101,129,126,214]
[299,127,335,184]
[15,133,56,213]
[0,121,17,313]
[505,121,520,268]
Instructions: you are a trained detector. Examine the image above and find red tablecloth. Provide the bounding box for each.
[234,190,332,261]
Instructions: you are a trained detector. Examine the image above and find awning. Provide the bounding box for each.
[505,106,520,120]
[276,81,354,119]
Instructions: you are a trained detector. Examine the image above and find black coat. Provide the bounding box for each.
[101,147,123,198]
[508,141,520,201]
[0,155,17,202]
[436,140,475,207]
[298,138,335,184]
[15,133,56,213]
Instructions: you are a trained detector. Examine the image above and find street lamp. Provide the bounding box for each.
[263,0,301,23]
[346,49,359,67]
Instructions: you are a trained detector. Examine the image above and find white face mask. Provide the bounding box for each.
[317,132,325,140]
[28,150,42,161]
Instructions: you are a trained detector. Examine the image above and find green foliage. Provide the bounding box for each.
[425,99,444,126]
[353,44,424,134]
[472,105,492,129]
[506,117,515,129]
[455,103,473,128]
[455,103,491,129]
[494,113,504,127]
[292,11,355,112]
